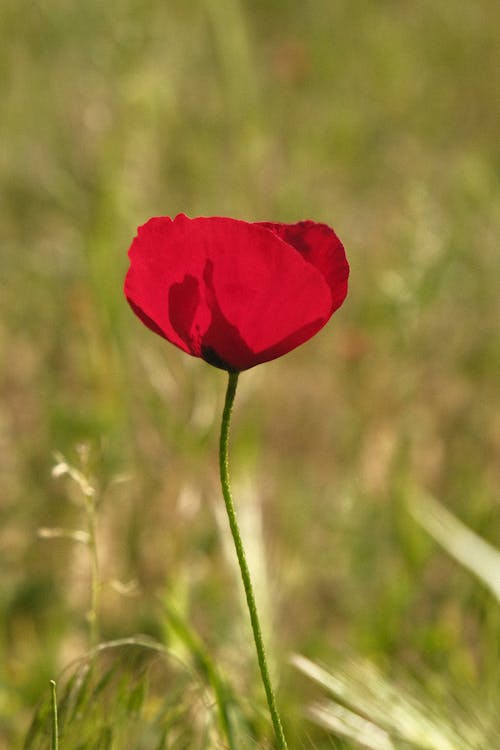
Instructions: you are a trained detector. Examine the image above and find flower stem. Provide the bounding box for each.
[219,371,288,749]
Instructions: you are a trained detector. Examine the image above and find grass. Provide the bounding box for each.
[1,0,499,747]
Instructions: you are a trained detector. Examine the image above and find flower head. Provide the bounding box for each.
[125,214,349,372]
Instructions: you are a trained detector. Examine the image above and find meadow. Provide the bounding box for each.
[1,0,499,747]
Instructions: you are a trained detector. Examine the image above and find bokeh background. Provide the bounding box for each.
[1,0,499,747]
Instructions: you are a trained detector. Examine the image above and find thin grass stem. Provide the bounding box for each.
[50,680,59,750]
[84,492,100,647]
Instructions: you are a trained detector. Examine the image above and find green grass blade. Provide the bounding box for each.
[409,492,500,602]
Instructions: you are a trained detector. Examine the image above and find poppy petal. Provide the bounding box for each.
[256,220,349,313]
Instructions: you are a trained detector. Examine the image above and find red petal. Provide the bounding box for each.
[125,215,210,356]
[256,220,349,314]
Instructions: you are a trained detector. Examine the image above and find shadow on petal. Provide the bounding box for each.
[200,260,256,371]
[169,274,202,354]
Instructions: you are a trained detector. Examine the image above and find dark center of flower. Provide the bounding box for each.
[201,345,239,373]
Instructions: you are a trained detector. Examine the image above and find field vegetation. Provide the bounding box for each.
[1,0,499,747]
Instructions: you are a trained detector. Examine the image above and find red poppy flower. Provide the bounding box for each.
[124,214,349,372]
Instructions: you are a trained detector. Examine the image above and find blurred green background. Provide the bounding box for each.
[1,0,499,747]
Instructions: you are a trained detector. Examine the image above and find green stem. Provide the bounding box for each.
[219,371,288,749]
[85,493,100,647]
[50,680,59,750]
